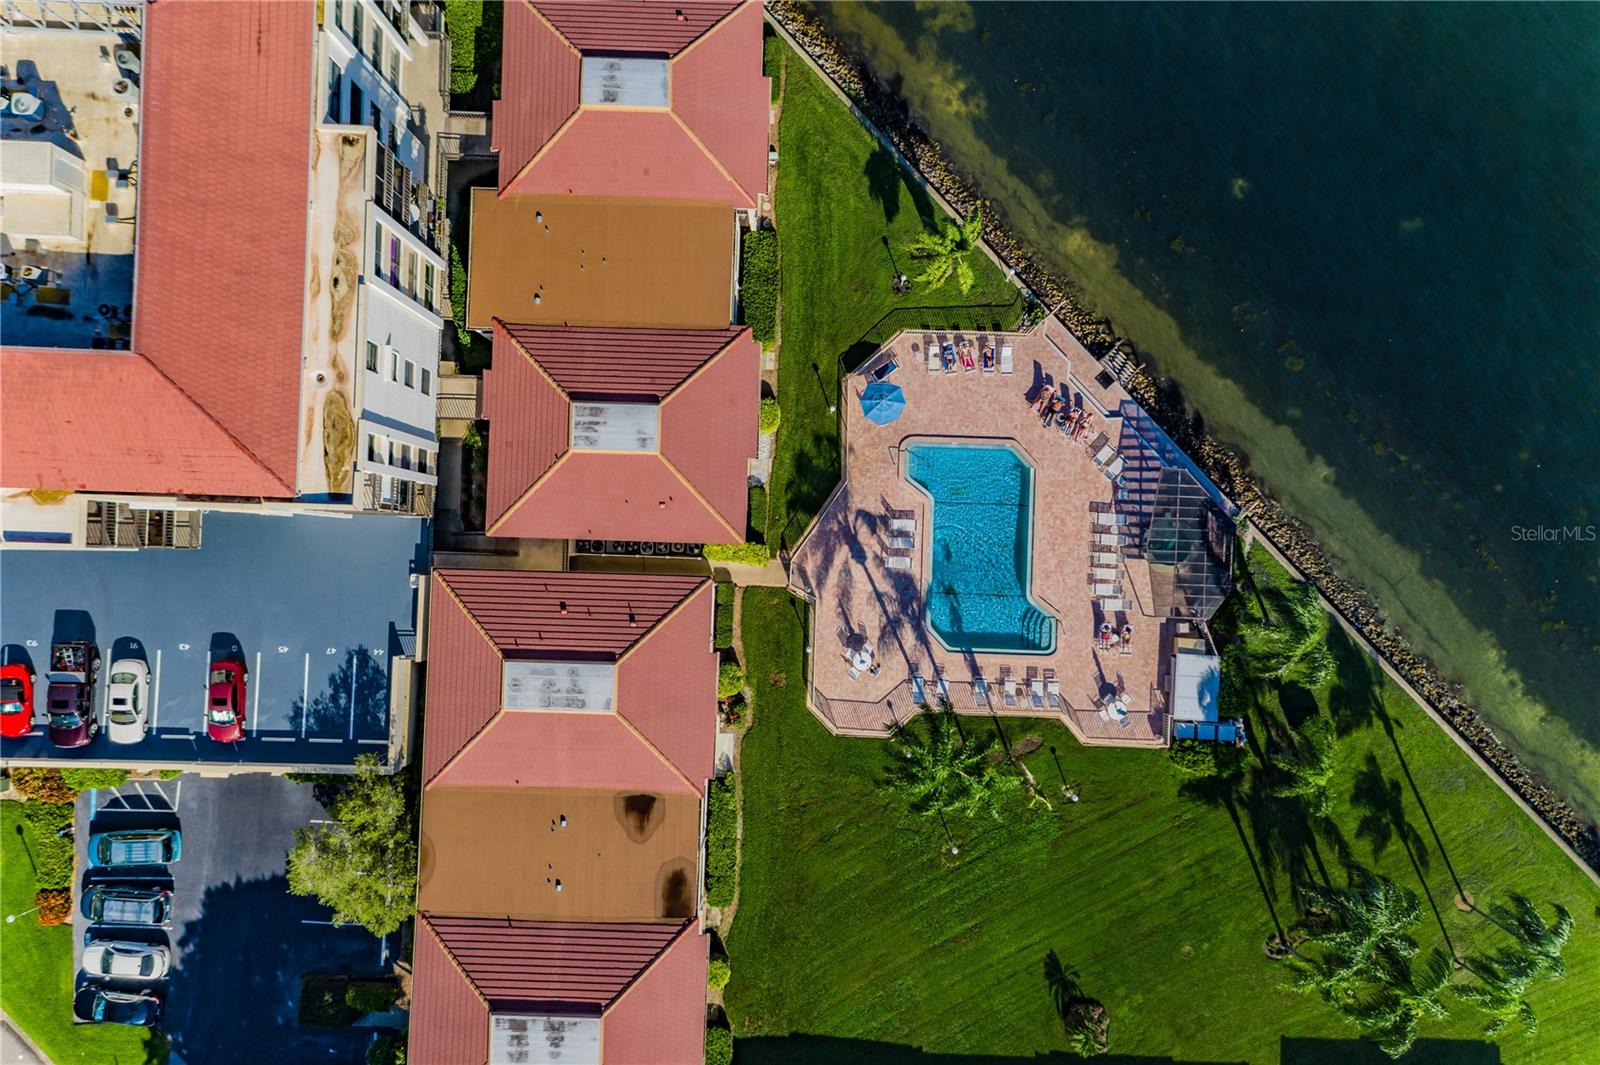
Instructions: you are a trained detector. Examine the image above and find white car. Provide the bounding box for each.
[80,940,171,980]
[105,658,151,745]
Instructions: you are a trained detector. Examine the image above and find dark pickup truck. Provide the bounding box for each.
[46,640,100,748]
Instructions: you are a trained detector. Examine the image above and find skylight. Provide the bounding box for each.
[570,401,659,452]
[490,1013,600,1065]
[503,661,616,712]
[580,55,670,107]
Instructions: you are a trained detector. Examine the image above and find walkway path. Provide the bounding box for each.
[1,1011,45,1065]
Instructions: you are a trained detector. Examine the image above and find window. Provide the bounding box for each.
[423,262,435,309]
[370,23,382,65]
[404,249,417,297]
[389,348,399,382]
[365,340,379,373]
[367,434,381,462]
[416,449,429,476]
[372,221,383,278]
[326,60,342,123]
[570,401,660,452]
[398,443,412,470]
[389,43,401,85]
[420,367,432,396]
[580,56,670,107]
[351,0,363,47]
[403,360,415,388]
[334,0,345,32]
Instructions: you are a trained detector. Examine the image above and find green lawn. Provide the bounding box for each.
[0,802,166,1064]
[725,563,1600,1064]
[765,36,1024,553]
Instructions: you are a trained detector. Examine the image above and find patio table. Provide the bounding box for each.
[851,647,874,672]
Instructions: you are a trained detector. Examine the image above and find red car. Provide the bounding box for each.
[205,658,247,743]
[0,663,35,739]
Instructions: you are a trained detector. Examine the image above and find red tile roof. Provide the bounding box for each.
[133,0,314,491]
[424,915,688,1007]
[483,322,757,542]
[498,0,768,206]
[0,349,289,497]
[2,2,313,498]
[410,916,707,1065]
[423,571,716,790]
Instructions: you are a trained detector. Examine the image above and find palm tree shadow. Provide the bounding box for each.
[864,143,903,223]
[1179,773,1288,944]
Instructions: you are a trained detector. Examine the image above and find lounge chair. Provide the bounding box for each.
[1104,455,1126,479]
[1091,567,1119,582]
[885,555,913,570]
[911,673,928,705]
[889,535,915,550]
[999,344,1014,374]
[973,675,990,706]
[1092,581,1123,598]
[1029,680,1046,709]
[1098,597,1129,612]
[889,516,916,533]
[886,545,914,557]
[1045,679,1063,709]
[981,347,997,373]
[936,672,950,702]
[1094,698,1112,723]
[870,357,899,381]
[1094,531,1124,547]
[1090,551,1119,567]
[928,347,942,373]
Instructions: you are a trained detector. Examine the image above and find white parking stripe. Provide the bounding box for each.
[99,661,108,729]
[300,653,310,740]
[260,736,295,743]
[151,649,162,731]
[160,734,192,741]
[174,778,181,812]
[308,737,342,744]
[356,738,387,745]
[347,651,357,741]
[201,659,209,731]
[251,650,261,733]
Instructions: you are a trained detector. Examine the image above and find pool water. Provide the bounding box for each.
[905,443,1056,654]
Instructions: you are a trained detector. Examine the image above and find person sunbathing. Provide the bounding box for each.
[941,344,957,372]
[1032,386,1055,413]
[1041,396,1064,424]
[960,346,976,371]
[982,346,996,370]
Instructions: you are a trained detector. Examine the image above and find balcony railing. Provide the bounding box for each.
[374,140,441,252]
[360,472,434,516]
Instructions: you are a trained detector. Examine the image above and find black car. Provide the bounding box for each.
[73,985,163,1026]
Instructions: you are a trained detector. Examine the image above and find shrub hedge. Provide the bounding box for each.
[704,775,738,907]
[35,889,71,926]
[705,1026,733,1065]
[758,397,782,434]
[21,802,75,891]
[740,228,779,346]
[714,583,736,650]
[717,662,746,701]
[60,769,128,792]
[704,543,771,567]
[707,957,731,991]
[345,981,400,1014]
[1167,739,1245,779]
[8,768,75,804]
[445,1,483,95]
[747,484,769,543]
[366,1032,407,1065]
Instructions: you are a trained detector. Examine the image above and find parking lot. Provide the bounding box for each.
[75,775,395,1063]
[0,512,426,767]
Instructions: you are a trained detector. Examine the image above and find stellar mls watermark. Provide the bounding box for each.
[1509,524,1596,543]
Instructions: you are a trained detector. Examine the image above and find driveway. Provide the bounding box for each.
[78,775,398,1063]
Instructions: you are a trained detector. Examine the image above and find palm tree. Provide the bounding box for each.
[1271,716,1339,819]
[1290,867,1422,997]
[1341,945,1453,1059]
[1242,580,1336,687]
[907,208,984,294]
[1456,948,1539,1037]
[1481,895,1573,978]
[885,704,1016,821]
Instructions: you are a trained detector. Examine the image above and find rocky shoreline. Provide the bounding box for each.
[766,0,1600,872]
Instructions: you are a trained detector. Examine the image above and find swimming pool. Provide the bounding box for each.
[905,442,1056,654]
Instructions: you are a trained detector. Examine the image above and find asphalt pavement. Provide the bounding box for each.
[77,775,397,1064]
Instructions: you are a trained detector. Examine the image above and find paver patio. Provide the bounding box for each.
[789,319,1222,746]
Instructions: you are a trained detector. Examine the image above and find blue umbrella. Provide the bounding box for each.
[860,381,906,424]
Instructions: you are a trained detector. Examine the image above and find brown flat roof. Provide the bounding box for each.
[466,191,734,330]
[418,787,700,922]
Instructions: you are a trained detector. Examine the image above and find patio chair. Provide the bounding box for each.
[1104,455,1126,480]
[889,535,915,550]
[1000,344,1014,374]
[848,666,860,680]
[1117,713,1132,729]
[1029,679,1046,709]
[885,555,913,570]
[1094,697,1112,723]
[889,515,917,533]
[1045,678,1063,709]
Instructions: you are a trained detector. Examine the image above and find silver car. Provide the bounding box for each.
[80,940,171,981]
[105,659,151,745]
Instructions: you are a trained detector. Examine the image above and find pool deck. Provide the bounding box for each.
[789,320,1187,747]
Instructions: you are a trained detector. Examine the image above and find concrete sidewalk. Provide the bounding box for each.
[1,1009,46,1065]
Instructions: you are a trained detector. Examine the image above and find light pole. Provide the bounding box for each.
[6,903,41,924]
